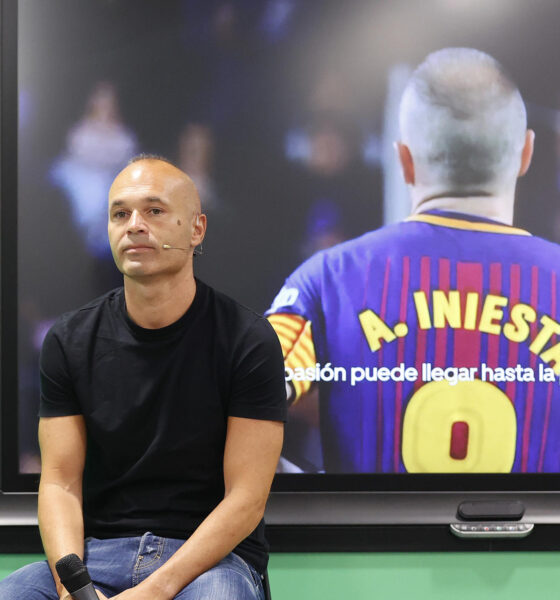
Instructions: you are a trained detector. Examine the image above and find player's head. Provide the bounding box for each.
[397,48,534,202]
[108,154,206,280]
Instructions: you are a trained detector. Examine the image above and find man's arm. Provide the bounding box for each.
[111,415,284,600]
[38,415,87,600]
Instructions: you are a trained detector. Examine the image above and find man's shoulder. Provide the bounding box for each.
[48,287,124,340]
[201,280,274,340]
[204,280,263,322]
[527,232,560,251]
[289,218,560,290]
[298,225,398,273]
[316,216,560,260]
[325,225,396,255]
[520,233,560,267]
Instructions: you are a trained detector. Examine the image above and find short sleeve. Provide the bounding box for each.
[39,324,81,417]
[228,317,288,422]
[265,252,323,324]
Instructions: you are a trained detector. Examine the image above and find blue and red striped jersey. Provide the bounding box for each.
[267,210,560,473]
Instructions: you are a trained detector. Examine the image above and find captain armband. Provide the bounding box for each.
[267,313,317,403]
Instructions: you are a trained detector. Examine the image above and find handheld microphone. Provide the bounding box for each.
[55,554,100,600]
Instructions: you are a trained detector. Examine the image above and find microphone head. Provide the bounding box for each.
[55,553,92,593]
[162,243,188,251]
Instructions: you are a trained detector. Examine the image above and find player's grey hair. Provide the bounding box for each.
[399,48,527,190]
[128,153,177,167]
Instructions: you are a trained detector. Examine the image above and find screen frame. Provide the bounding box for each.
[0,0,37,493]
[3,0,560,514]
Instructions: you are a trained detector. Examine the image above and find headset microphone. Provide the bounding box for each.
[162,214,203,252]
[162,243,203,255]
[162,244,187,250]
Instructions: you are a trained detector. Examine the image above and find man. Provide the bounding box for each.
[268,47,560,474]
[1,156,286,599]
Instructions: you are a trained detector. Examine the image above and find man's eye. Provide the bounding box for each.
[150,208,164,215]
[114,211,127,219]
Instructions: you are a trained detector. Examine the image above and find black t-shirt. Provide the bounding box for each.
[39,279,287,573]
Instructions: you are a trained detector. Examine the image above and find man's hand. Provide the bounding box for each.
[108,590,160,600]
[101,579,168,600]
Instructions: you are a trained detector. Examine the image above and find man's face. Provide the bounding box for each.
[107,161,203,280]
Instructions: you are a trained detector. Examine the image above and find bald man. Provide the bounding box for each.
[0,155,286,600]
[267,48,560,474]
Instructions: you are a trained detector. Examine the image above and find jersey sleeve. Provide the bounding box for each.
[266,254,323,402]
[265,253,322,324]
[39,323,82,417]
[267,314,316,402]
[228,316,288,422]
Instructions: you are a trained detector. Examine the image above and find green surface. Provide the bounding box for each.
[2,552,560,599]
[267,553,560,600]
[0,554,44,580]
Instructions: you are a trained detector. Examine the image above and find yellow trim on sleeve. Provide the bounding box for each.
[267,313,317,403]
[268,313,304,336]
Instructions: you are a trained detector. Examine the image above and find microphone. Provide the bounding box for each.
[162,244,187,250]
[55,554,100,600]
[162,243,203,255]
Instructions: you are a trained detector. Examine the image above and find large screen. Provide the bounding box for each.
[7,0,560,491]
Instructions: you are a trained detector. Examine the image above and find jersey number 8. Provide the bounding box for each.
[401,380,516,472]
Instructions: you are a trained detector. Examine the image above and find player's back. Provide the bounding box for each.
[269,209,560,474]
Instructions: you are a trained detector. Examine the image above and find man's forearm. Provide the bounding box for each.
[141,489,266,599]
[38,480,85,597]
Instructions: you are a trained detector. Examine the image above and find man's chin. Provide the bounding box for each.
[123,267,153,279]
[117,258,190,281]
[121,265,183,281]
[119,262,154,279]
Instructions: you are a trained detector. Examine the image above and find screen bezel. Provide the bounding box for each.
[0,0,32,492]
[3,0,560,502]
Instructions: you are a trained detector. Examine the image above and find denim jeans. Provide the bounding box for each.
[0,532,265,600]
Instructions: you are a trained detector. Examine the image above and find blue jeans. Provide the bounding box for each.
[0,532,265,599]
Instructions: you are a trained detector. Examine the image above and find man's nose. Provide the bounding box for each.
[127,210,148,233]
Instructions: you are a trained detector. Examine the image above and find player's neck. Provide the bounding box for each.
[411,191,514,225]
[123,269,197,329]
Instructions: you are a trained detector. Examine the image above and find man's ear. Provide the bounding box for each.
[395,141,415,185]
[518,129,535,177]
[191,213,207,247]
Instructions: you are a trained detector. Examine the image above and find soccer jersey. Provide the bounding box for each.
[267,210,560,474]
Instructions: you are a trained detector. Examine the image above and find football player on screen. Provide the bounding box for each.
[267,48,560,474]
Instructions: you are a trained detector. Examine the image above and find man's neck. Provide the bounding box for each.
[123,271,197,329]
[411,192,514,225]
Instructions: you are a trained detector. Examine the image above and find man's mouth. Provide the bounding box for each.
[123,245,155,253]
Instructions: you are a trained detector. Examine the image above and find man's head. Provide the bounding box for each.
[397,48,533,203]
[108,155,206,280]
